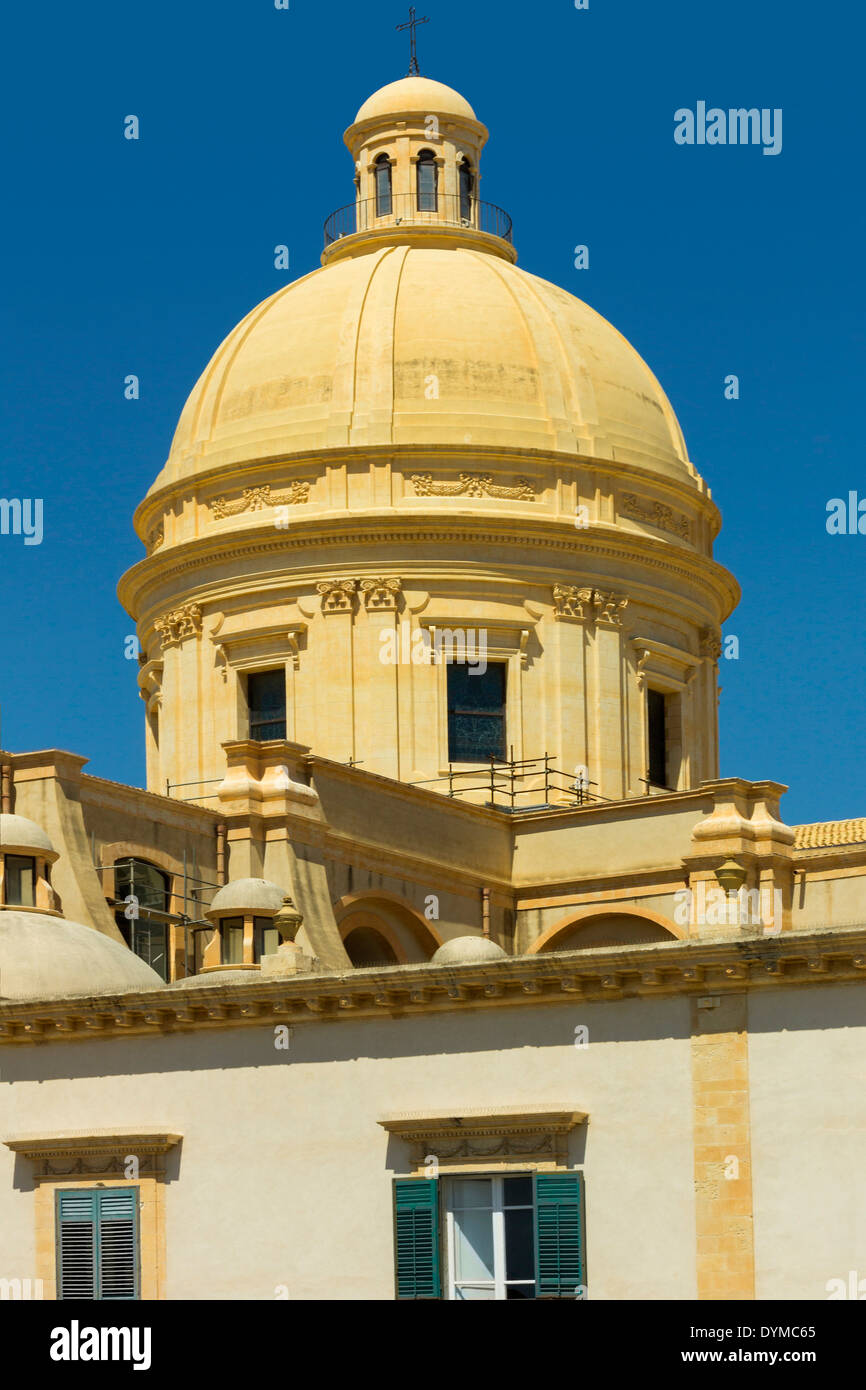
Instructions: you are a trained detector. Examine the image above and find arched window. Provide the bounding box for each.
[459,160,474,223]
[375,154,392,217]
[416,149,438,212]
[114,857,170,981]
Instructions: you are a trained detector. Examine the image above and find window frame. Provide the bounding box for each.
[246,667,288,742]
[416,148,438,212]
[221,916,245,965]
[459,160,474,222]
[444,1173,536,1301]
[5,854,36,907]
[374,153,392,216]
[446,660,508,764]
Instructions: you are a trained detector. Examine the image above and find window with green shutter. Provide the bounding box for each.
[533,1171,585,1298]
[56,1188,140,1300]
[394,1172,587,1300]
[393,1179,441,1299]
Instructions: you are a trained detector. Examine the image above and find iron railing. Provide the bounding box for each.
[411,753,609,813]
[324,193,513,248]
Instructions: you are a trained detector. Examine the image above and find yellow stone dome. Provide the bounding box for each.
[353,75,478,125]
[151,245,698,498]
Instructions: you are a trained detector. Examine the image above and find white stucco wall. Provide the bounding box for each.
[749,983,866,1299]
[0,995,696,1300]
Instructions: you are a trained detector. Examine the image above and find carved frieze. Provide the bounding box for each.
[410,472,534,501]
[211,482,310,520]
[154,603,202,648]
[621,492,690,542]
[553,585,628,626]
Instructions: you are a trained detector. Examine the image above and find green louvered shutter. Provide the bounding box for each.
[57,1190,98,1299]
[56,1188,139,1300]
[394,1179,441,1299]
[97,1189,139,1299]
[533,1172,585,1298]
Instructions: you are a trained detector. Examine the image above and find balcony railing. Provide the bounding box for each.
[323,193,513,249]
[411,753,609,814]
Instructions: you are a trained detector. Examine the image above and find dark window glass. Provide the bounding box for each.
[375,155,392,216]
[647,689,667,787]
[222,917,244,965]
[248,669,286,741]
[447,663,506,762]
[6,855,35,906]
[253,916,279,962]
[416,150,437,212]
[504,1176,533,1205]
[114,859,168,914]
[113,858,170,981]
[459,162,474,222]
[504,1206,534,1282]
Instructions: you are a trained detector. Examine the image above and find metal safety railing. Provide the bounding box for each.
[411,753,610,813]
[324,192,513,247]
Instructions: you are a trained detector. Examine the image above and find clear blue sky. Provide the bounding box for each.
[1,0,863,826]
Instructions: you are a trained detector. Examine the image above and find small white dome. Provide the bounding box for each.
[0,813,58,861]
[205,877,286,919]
[0,911,163,1001]
[431,935,508,965]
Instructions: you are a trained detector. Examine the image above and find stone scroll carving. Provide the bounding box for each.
[410,472,534,501]
[211,482,310,519]
[620,492,690,542]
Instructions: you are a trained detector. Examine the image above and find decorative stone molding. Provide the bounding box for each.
[621,492,691,542]
[632,636,699,691]
[137,659,164,713]
[147,525,164,554]
[211,482,310,520]
[378,1107,586,1173]
[410,472,534,501]
[317,579,358,613]
[700,626,722,660]
[553,585,628,626]
[154,603,202,648]
[3,1130,182,1180]
[4,924,866,1045]
[360,577,403,610]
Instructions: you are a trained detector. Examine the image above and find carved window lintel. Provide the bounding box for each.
[378,1108,586,1173]
[3,1130,182,1181]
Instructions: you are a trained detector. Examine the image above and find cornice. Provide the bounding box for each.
[119,517,739,625]
[2,925,865,1047]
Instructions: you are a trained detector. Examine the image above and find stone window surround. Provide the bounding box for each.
[418,618,534,774]
[3,1129,181,1302]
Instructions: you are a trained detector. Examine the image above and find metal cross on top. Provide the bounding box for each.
[396,6,430,76]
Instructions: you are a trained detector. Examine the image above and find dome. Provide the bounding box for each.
[353,76,477,126]
[205,877,286,919]
[149,246,696,499]
[0,910,164,1001]
[0,813,58,860]
[431,935,508,965]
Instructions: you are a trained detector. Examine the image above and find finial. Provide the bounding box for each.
[274,894,303,943]
[396,6,430,76]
